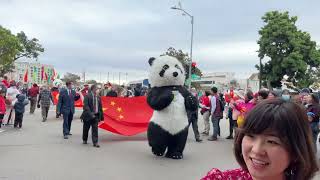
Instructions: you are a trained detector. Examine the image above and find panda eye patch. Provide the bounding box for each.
[175,64,183,74]
[159,64,169,77]
[163,64,169,70]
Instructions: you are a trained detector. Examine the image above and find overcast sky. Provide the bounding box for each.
[1,0,320,83]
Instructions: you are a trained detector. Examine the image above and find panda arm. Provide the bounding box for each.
[147,87,174,111]
[178,86,198,111]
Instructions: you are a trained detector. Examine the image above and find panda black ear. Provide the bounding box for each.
[148,57,156,66]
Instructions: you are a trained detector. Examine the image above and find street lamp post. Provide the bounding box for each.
[171,6,194,90]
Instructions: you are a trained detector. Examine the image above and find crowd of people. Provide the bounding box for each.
[1,74,319,178]
[0,76,148,147]
[196,86,320,147]
[197,86,320,179]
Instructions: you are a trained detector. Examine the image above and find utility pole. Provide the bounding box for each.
[82,70,86,83]
[119,72,121,85]
[107,72,109,82]
[126,73,128,82]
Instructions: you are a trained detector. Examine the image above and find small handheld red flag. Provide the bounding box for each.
[23,69,28,82]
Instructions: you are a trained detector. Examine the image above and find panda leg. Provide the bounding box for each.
[165,127,189,159]
[147,122,168,156]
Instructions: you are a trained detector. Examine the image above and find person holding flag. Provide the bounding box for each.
[80,85,104,148]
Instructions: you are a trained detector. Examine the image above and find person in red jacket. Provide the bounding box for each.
[80,84,89,97]
[200,91,211,136]
[28,84,39,114]
[1,76,10,88]
[0,86,6,132]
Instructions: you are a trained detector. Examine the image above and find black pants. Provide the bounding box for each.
[63,111,73,135]
[82,118,99,144]
[190,118,200,140]
[227,108,235,136]
[188,111,200,140]
[7,109,13,125]
[0,114,4,128]
[14,112,23,128]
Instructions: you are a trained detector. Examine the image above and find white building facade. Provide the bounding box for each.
[6,61,56,86]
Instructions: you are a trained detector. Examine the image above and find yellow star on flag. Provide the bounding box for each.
[118,114,124,120]
[102,108,107,112]
[117,107,122,112]
[110,101,116,106]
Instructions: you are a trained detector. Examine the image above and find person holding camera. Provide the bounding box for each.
[80,85,104,148]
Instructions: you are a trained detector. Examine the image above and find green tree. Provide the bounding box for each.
[86,79,97,84]
[0,26,45,76]
[0,26,20,76]
[163,47,202,78]
[62,73,81,84]
[257,11,320,88]
[15,31,44,61]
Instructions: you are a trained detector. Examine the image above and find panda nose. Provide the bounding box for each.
[173,72,178,77]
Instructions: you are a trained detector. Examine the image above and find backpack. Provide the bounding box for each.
[217,94,225,112]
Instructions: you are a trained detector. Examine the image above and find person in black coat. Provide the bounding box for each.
[106,87,118,97]
[80,85,104,148]
[187,93,202,142]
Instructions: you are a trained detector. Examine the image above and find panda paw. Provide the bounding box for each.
[152,148,165,156]
[165,152,183,159]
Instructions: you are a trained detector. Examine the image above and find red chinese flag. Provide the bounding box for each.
[99,96,153,136]
[74,93,83,107]
[51,91,83,107]
[44,72,48,81]
[23,69,28,82]
[51,91,59,105]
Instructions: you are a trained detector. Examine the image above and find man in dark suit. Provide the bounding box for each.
[80,85,104,148]
[57,81,80,139]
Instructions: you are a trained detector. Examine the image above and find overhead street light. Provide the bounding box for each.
[171,5,194,90]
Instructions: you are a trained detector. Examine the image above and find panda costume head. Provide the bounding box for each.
[148,56,185,88]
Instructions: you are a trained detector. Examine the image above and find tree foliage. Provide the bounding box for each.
[86,79,97,84]
[15,31,44,61]
[164,47,202,78]
[62,73,81,84]
[0,26,44,76]
[0,26,20,76]
[257,11,320,88]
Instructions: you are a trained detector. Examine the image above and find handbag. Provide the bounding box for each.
[80,111,96,122]
[237,114,245,128]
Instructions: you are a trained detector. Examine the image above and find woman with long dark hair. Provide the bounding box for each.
[202,99,318,180]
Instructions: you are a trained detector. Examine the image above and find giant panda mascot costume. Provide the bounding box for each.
[147,55,198,159]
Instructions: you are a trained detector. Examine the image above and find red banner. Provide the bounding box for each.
[51,92,153,136]
[99,96,153,136]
